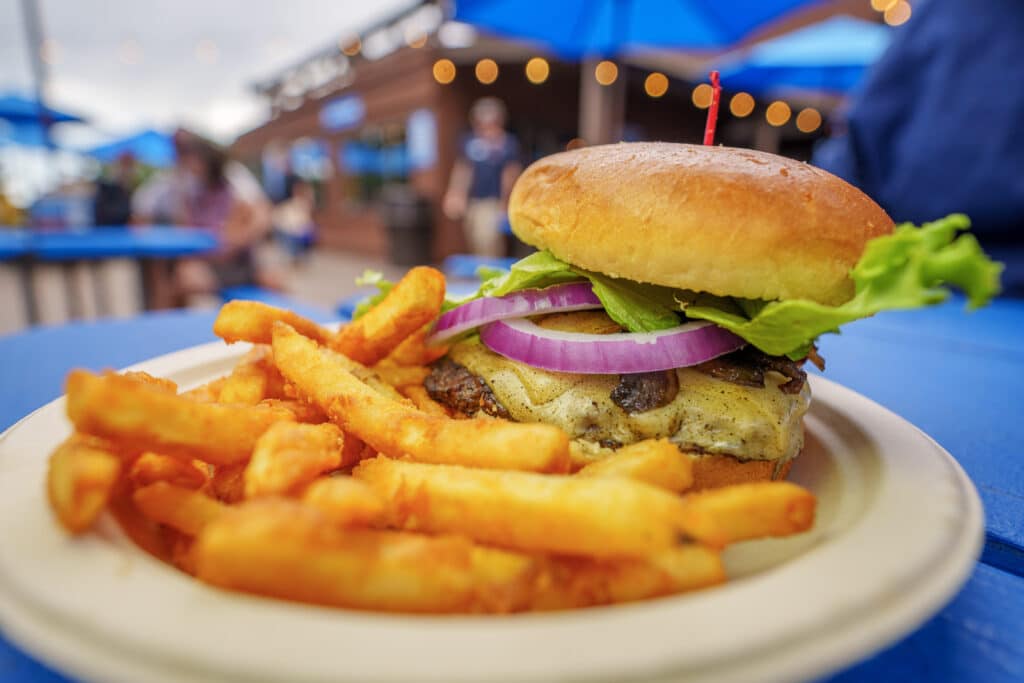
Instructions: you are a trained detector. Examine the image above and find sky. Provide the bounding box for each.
[0,0,412,204]
[1,0,414,144]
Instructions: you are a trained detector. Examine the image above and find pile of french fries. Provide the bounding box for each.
[47,266,816,614]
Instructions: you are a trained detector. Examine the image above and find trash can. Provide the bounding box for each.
[380,184,433,266]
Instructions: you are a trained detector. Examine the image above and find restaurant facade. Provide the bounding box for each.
[232,2,856,263]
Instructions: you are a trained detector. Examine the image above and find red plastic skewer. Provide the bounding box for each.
[703,70,722,145]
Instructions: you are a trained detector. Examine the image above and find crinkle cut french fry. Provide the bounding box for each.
[371,362,430,388]
[206,463,246,504]
[47,435,121,533]
[133,482,228,536]
[354,456,686,557]
[273,338,410,406]
[331,266,445,365]
[167,529,200,575]
[384,325,448,367]
[244,422,344,498]
[194,499,538,613]
[258,398,329,424]
[66,370,294,465]
[530,545,726,610]
[332,362,412,405]
[301,476,385,527]
[129,452,208,490]
[399,384,450,417]
[339,431,370,467]
[107,490,172,561]
[678,481,817,548]
[273,324,569,473]
[180,376,227,403]
[219,345,286,405]
[577,439,693,493]
[121,371,177,394]
[214,300,333,346]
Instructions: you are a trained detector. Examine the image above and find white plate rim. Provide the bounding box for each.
[0,340,984,683]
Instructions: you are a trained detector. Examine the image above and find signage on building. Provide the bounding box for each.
[319,95,366,132]
[406,108,438,170]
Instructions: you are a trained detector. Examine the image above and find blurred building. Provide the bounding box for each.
[233,0,875,262]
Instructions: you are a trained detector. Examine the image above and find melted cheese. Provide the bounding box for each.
[449,339,810,462]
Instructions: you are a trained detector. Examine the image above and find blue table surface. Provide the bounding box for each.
[0,231,30,260]
[1,297,1022,682]
[0,226,218,262]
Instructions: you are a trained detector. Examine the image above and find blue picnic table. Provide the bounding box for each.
[0,226,219,325]
[0,296,1022,682]
[0,231,30,261]
[0,226,218,262]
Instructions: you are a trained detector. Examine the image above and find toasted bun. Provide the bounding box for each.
[686,452,794,491]
[509,142,893,305]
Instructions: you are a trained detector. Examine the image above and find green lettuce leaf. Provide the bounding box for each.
[581,271,681,332]
[352,270,393,319]
[354,214,1002,356]
[682,214,1003,358]
[478,250,583,297]
[475,250,682,332]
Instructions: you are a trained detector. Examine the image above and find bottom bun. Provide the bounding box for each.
[686,452,795,491]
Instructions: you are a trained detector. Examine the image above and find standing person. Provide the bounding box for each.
[812,0,1024,295]
[92,152,137,226]
[443,98,521,257]
[271,173,317,265]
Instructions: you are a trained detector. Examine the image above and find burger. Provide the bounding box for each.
[418,142,1000,489]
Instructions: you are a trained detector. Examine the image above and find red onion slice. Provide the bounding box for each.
[427,282,601,345]
[479,318,746,374]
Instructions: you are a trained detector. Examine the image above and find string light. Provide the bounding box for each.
[729,92,755,117]
[525,57,550,84]
[340,36,361,56]
[766,101,792,126]
[796,108,822,133]
[432,58,456,84]
[884,1,912,26]
[870,0,898,11]
[692,83,713,109]
[475,58,499,84]
[594,60,618,86]
[644,72,669,98]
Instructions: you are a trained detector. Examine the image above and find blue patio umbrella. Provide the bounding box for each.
[0,93,85,149]
[716,16,891,95]
[453,0,824,57]
[0,92,84,124]
[0,119,53,147]
[87,129,176,167]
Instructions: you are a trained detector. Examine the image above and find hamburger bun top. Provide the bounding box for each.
[508,142,893,306]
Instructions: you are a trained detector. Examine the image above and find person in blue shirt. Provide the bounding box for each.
[443,98,522,257]
[813,0,1024,295]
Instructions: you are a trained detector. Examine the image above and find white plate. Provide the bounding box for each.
[0,341,983,683]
